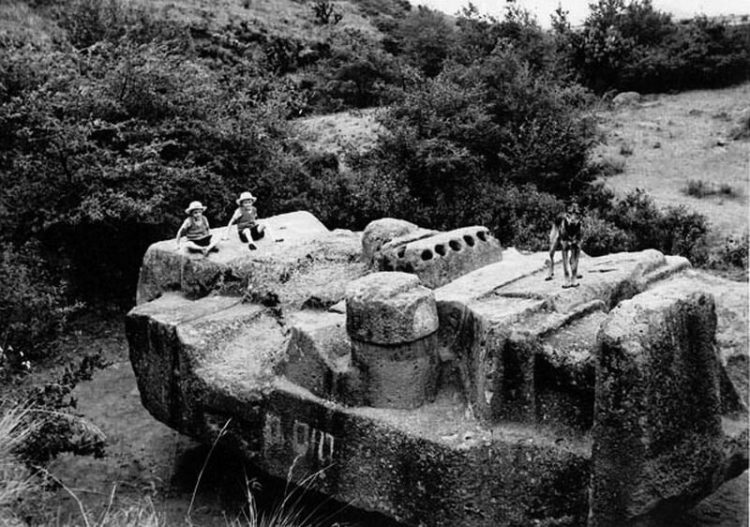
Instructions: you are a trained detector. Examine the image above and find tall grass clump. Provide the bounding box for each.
[0,404,162,527]
[230,477,334,527]
[0,407,35,525]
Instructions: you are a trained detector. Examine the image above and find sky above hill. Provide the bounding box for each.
[411,0,749,27]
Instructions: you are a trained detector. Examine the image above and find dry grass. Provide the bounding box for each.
[0,407,35,526]
[292,108,383,159]
[0,402,327,527]
[132,0,381,40]
[0,403,162,527]
[594,82,750,238]
[0,1,65,46]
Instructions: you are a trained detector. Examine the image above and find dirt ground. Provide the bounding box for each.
[26,316,747,526]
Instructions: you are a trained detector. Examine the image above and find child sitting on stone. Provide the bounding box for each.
[223,191,266,250]
[175,201,219,256]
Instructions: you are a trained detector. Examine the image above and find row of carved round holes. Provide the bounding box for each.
[395,230,489,262]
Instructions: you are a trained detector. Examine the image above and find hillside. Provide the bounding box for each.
[594,83,750,239]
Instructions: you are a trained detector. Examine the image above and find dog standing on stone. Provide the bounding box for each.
[545,205,583,288]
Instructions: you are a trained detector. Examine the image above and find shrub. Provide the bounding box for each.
[684,179,738,198]
[311,1,342,25]
[561,0,750,93]
[600,189,711,264]
[0,244,79,362]
[490,184,565,250]
[593,155,626,176]
[581,214,631,256]
[384,6,456,77]
[707,234,749,272]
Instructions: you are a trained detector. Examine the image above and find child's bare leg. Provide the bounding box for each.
[184,241,204,253]
[241,228,256,250]
[205,238,220,254]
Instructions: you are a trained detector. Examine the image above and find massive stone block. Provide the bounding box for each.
[127,213,748,527]
[590,280,740,526]
[136,211,365,306]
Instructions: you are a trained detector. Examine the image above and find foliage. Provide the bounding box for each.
[0,3,326,302]
[351,46,598,233]
[597,189,711,263]
[0,244,79,362]
[581,213,632,256]
[0,406,34,525]
[707,234,749,272]
[559,0,750,93]
[382,6,456,77]
[310,1,342,26]
[303,27,401,111]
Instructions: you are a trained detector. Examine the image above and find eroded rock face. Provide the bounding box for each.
[127,212,748,527]
[346,272,438,344]
[590,281,735,526]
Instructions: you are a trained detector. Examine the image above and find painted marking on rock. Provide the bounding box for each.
[264,413,335,463]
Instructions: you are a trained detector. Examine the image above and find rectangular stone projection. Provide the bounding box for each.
[590,282,725,526]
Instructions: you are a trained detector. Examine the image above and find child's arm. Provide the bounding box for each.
[223,209,241,239]
[175,219,190,247]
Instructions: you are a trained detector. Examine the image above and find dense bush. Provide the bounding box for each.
[0,244,78,362]
[595,189,711,263]
[559,0,750,93]
[347,45,598,236]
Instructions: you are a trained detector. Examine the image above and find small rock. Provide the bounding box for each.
[612,91,641,107]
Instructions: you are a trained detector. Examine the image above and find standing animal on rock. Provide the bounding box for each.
[545,204,583,288]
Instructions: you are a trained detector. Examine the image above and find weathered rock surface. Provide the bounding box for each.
[345,272,438,345]
[377,226,503,288]
[590,280,744,526]
[127,213,748,527]
[361,218,437,265]
[136,211,366,308]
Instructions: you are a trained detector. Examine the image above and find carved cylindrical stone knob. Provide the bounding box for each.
[346,272,438,345]
[345,272,439,409]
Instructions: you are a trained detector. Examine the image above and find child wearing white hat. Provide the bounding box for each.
[176,201,219,256]
[223,191,266,250]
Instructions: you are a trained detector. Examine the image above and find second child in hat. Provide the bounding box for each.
[223,192,266,250]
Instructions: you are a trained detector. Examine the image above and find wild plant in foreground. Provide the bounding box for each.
[0,406,35,523]
[230,470,348,527]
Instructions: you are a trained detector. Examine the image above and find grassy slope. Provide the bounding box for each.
[130,0,383,39]
[594,83,750,238]
[292,108,383,158]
